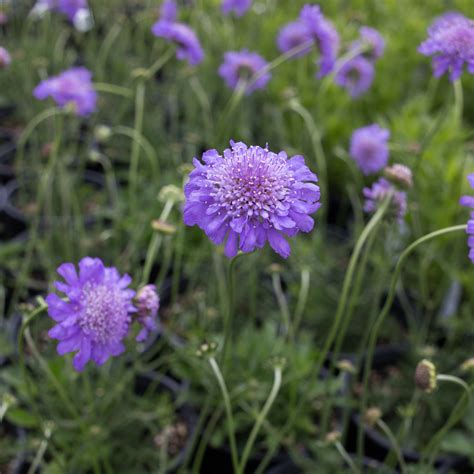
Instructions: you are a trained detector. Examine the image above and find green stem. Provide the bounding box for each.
[358,224,467,463]
[129,80,146,208]
[271,273,291,338]
[423,382,473,467]
[93,82,133,99]
[314,194,391,379]
[208,357,239,474]
[239,366,283,474]
[292,267,310,336]
[377,419,407,474]
[143,47,175,80]
[453,78,463,124]
[436,374,471,394]
[335,441,360,474]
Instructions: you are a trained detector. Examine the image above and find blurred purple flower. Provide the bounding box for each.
[183,141,321,259]
[152,0,204,66]
[218,50,271,94]
[335,56,374,98]
[350,124,390,175]
[418,12,474,81]
[351,26,385,61]
[459,173,474,263]
[277,20,313,57]
[222,0,252,17]
[135,285,160,342]
[300,4,340,77]
[33,0,89,22]
[0,47,11,69]
[33,67,97,117]
[46,258,136,371]
[363,178,407,223]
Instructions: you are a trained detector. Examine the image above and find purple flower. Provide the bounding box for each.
[418,12,474,81]
[350,124,390,175]
[351,26,385,61]
[335,56,374,98]
[33,0,88,22]
[46,258,136,371]
[222,0,252,17]
[363,178,407,223]
[183,141,321,259]
[277,20,313,57]
[152,0,204,66]
[218,50,271,95]
[135,285,160,342]
[0,47,11,69]
[33,67,97,117]
[459,174,474,263]
[300,4,340,77]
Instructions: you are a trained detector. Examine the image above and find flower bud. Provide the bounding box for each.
[195,341,218,358]
[325,431,341,444]
[460,357,474,373]
[159,184,184,204]
[0,47,11,69]
[134,285,160,342]
[364,407,382,426]
[384,164,413,189]
[336,359,356,374]
[415,359,437,393]
[151,219,177,235]
[94,125,112,144]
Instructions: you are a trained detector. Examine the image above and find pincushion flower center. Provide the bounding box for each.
[443,26,474,54]
[79,283,126,344]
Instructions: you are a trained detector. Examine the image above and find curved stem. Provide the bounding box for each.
[314,194,392,379]
[272,273,291,338]
[437,374,471,394]
[453,78,463,124]
[377,419,407,474]
[239,366,282,474]
[143,47,175,80]
[208,357,239,474]
[358,224,467,463]
[334,441,360,474]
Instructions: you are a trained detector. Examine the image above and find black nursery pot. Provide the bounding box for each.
[345,347,472,474]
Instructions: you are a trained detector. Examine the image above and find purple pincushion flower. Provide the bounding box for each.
[135,285,160,342]
[33,0,89,22]
[350,124,390,175]
[33,67,97,117]
[300,4,340,77]
[277,20,313,57]
[459,174,474,263]
[152,0,204,66]
[351,26,385,61]
[222,0,252,17]
[218,50,271,95]
[335,56,374,98]
[0,47,11,69]
[183,141,321,259]
[418,12,474,81]
[363,178,407,223]
[46,258,136,371]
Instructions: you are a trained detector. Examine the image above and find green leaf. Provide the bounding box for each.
[5,408,39,428]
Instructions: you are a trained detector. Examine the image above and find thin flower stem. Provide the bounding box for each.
[208,357,239,474]
[453,78,463,123]
[293,267,311,336]
[27,424,53,474]
[143,47,175,80]
[334,441,360,474]
[423,382,473,467]
[129,80,146,209]
[358,224,467,464]
[314,194,392,380]
[377,419,407,474]
[93,82,133,99]
[272,273,291,339]
[436,374,471,394]
[239,366,282,474]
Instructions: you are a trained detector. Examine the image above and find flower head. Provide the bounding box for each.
[351,26,385,61]
[183,141,321,259]
[152,0,204,66]
[221,0,252,17]
[335,56,374,98]
[33,67,97,117]
[33,0,89,23]
[350,124,390,175]
[46,258,136,371]
[218,50,271,95]
[384,164,413,189]
[418,12,474,81]
[300,4,340,77]
[134,285,160,342]
[459,173,474,263]
[277,20,313,57]
[363,178,407,223]
[415,359,437,393]
[0,47,11,69]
